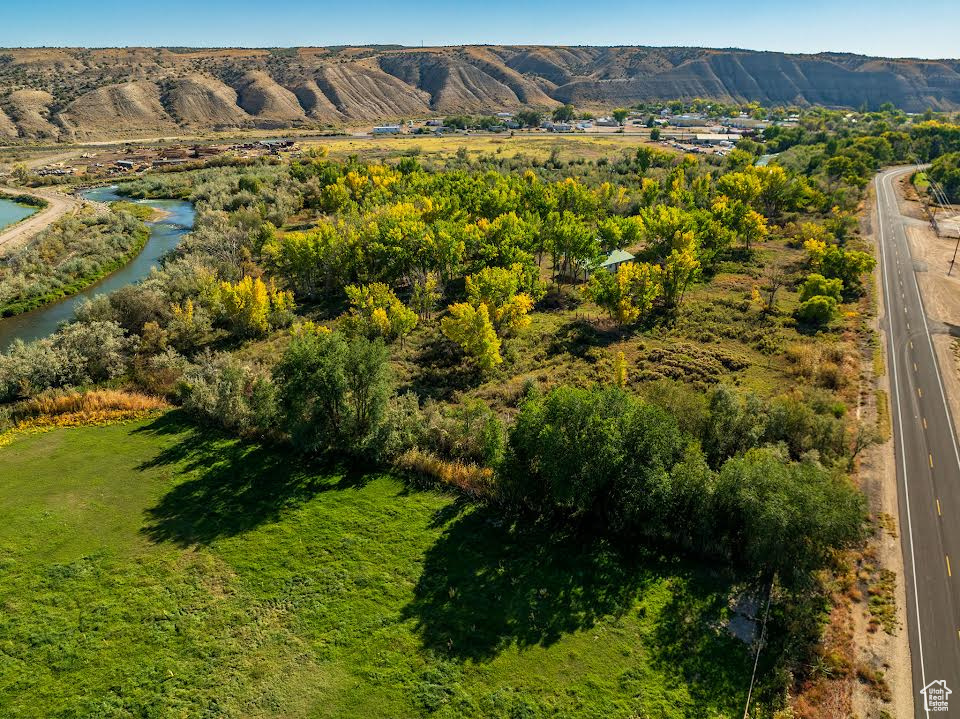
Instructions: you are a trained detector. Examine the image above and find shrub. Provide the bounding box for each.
[395,448,495,498]
[180,352,276,434]
[799,273,843,303]
[11,389,168,427]
[0,321,136,401]
[795,294,838,326]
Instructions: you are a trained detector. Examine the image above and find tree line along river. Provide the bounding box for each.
[0,187,195,351]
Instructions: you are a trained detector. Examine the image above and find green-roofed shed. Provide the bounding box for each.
[599,249,635,273]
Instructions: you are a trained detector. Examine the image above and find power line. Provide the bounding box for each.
[742,580,774,719]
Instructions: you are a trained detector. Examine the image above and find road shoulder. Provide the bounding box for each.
[850,174,914,719]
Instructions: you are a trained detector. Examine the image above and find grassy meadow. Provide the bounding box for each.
[0,415,755,718]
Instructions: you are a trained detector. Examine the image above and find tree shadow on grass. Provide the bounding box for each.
[648,569,758,710]
[406,504,756,708]
[133,411,370,547]
[402,507,654,662]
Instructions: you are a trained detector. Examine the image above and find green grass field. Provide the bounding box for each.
[0,414,755,718]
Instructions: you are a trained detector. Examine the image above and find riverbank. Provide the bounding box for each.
[0,224,149,317]
[0,189,194,350]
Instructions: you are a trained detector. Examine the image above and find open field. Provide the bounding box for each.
[308,132,662,164]
[0,415,754,718]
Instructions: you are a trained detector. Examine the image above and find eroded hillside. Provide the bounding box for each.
[1,45,958,140]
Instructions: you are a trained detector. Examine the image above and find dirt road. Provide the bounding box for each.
[0,186,80,256]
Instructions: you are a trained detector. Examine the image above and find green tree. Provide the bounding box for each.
[515,109,543,128]
[411,271,442,320]
[612,108,630,126]
[714,447,865,583]
[929,151,960,202]
[543,210,600,284]
[273,329,391,453]
[552,104,576,122]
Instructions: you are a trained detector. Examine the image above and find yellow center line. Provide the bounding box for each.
[924,417,928,429]
[910,341,914,349]
[937,498,942,516]
[930,454,935,469]
[947,555,952,577]
[914,362,918,371]
[919,388,923,398]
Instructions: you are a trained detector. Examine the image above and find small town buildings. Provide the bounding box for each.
[666,113,707,127]
[373,125,402,135]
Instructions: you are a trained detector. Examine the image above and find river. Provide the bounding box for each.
[0,187,194,351]
[0,197,38,232]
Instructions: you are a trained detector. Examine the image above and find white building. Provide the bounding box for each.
[693,133,742,145]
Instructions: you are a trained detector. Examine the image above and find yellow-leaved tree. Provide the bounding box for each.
[215,276,294,337]
[440,302,502,373]
[341,282,417,344]
[464,264,538,337]
[585,261,662,326]
[660,232,701,308]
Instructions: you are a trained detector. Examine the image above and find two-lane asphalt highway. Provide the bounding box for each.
[876,167,960,716]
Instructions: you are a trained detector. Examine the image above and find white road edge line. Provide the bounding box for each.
[878,168,928,715]
[898,174,960,474]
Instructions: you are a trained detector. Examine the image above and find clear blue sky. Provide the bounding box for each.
[3,0,956,59]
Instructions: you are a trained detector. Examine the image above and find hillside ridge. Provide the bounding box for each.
[1,45,958,139]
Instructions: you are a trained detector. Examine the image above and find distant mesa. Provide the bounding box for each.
[0,45,957,140]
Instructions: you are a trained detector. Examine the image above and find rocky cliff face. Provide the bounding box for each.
[0,45,957,140]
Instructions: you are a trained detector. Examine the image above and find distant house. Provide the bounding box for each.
[599,249,635,274]
[495,112,513,119]
[372,125,402,135]
[595,117,619,127]
[114,160,135,170]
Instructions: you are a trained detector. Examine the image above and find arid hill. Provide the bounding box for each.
[0,45,958,140]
